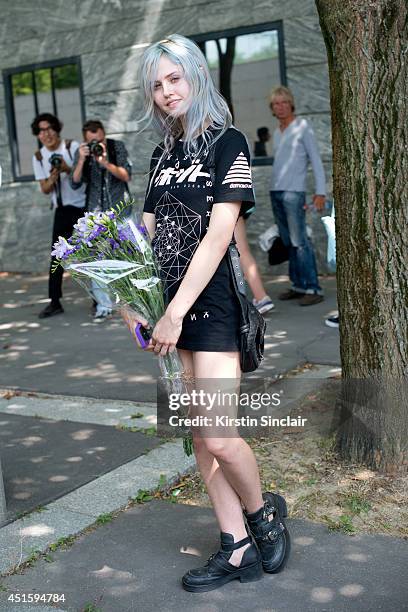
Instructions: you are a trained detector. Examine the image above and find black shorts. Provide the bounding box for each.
[177,299,240,352]
[175,258,241,352]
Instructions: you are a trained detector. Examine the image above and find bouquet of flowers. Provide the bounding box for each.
[51,203,193,455]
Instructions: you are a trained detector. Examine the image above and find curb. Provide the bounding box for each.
[0,440,195,577]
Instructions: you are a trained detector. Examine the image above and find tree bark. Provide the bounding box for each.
[315,0,408,472]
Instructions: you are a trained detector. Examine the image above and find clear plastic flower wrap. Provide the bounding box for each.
[51,203,193,455]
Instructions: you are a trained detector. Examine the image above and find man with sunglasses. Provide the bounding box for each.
[32,113,86,318]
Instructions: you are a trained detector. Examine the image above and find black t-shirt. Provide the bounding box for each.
[143,127,255,308]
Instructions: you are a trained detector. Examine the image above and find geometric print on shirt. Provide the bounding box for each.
[221,152,252,187]
[153,191,202,291]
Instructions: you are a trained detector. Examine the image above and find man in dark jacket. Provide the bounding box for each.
[71,120,132,320]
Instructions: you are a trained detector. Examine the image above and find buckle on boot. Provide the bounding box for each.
[262,503,276,521]
[263,522,284,543]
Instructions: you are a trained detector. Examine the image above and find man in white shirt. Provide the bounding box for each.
[269,86,326,306]
[31,113,86,318]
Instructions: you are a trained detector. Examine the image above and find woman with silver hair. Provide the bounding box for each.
[137,34,290,592]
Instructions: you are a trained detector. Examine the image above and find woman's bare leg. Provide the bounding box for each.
[190,350,264,564]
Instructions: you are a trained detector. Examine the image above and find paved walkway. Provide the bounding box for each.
[0,502,407,611]
[3,272,405,611]
[0,273,340,401]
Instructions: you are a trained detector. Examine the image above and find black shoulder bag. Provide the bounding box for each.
[206,139,266,373]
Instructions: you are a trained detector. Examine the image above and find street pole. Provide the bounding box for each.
[0,458,6,525]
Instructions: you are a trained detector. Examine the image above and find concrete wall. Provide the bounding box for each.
[0,0,332,275]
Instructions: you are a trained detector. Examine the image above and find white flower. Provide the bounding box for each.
[74,212,95,238]
[94,212,110,225]
[51,237,71,259]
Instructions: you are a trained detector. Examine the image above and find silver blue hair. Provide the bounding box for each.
[139,34,232,157]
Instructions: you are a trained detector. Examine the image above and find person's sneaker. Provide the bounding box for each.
[278,289,305,300]
[38,301,64,319]
[299,294,324,306]
[253,295,275,314]
[93,308,112,322]
[325,314,339,328]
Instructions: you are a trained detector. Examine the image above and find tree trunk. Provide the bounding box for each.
[216,37,236,120]
[315,0,408,472]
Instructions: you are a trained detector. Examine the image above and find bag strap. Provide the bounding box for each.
[34,149,43,165]
[207,136,247,299]
[228,243,246,297]
[65,139,73,160]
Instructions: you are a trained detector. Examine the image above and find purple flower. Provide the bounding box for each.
[118,226,133,242]
[88,225,106,241]
[109,238,119,250]
[62,248,76,260]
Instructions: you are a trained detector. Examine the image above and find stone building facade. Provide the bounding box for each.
[0,0,332,274]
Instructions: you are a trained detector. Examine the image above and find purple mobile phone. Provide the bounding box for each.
[135,323,151,349]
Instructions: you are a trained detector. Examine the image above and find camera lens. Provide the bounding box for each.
[89,140,104,157]
[49,154,63,169]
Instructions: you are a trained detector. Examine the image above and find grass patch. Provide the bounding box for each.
[342,494,372,515]
[131,489,154,504]
[116,424,157,436]
[24,548,43,568]
[82,601,103,612]
[95,512,114,525]
[15,505,49,520]
[305,478,318,486]
[324,514,356,535]
[49,535,76,552]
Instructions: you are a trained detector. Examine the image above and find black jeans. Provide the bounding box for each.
[49,205,84,301]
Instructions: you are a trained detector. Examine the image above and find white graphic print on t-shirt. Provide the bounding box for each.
[221,152,252,189]
[154,157,211,187]
[153,191,202,291]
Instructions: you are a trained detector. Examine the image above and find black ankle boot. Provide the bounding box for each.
[245,492,291,573]
[182,532,263,592]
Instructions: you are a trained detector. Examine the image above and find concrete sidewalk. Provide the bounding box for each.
[1,502,407,612]
[0,273,340,401]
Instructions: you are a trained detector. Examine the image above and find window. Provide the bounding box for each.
[3,58,84,180]
[193,23,286,164]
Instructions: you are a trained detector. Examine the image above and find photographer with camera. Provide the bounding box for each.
[71,119,132,320]
[32,113,86,319]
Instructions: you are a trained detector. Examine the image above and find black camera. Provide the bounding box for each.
[88,139,104,157]
[49,153,63,169]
